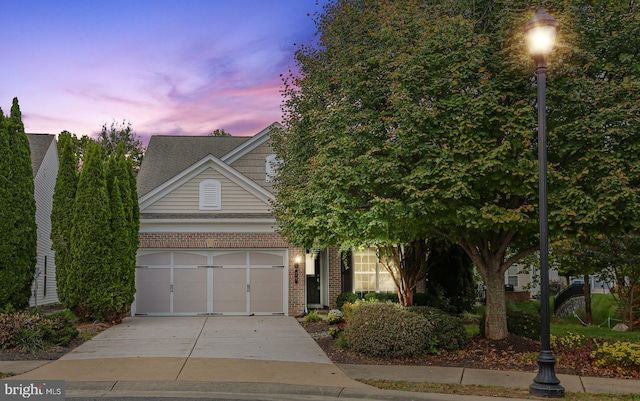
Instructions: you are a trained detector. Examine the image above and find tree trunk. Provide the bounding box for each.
[484,269,508,340]
[583,273,592,325]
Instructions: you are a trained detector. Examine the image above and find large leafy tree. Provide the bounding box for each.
[0,99,37,310]
[51,131,79,307]
[98,120,144,170]
[274,0,640,339]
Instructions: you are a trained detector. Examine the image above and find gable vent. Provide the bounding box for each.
[199,179,221,210]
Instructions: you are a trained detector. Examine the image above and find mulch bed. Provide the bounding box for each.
[302,321,640,380]
[0,321,113,362]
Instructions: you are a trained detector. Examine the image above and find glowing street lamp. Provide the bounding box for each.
[524,7,565,398]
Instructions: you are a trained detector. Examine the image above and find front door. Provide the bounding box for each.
[306,256,321,305]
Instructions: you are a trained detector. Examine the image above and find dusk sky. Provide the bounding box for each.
[1,1,326,144]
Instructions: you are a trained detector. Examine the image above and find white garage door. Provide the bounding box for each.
[134,250,287,316]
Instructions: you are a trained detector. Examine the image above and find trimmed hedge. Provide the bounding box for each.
[407,306,468,351]
[344,302,436,359]
[363,292,399,303]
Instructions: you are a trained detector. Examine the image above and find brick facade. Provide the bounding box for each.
[328,247,342,309]
[139,232,290,249]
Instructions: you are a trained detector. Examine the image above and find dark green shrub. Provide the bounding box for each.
[412,293,429,306]
[364,292,398,303]
[407,306,468,351]
[479,309,541,340]
[336,292,360,309]
[40,311,78,346]
[424,241,475,313]
[344,303,436,359]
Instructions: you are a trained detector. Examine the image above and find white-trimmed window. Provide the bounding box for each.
[266,154,279,182]
[352,247,395,293]
[199,179,221,210]
[507,265,519,287]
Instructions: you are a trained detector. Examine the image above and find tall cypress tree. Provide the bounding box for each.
[51,131,79,307]
[0,109,13,310]
[68,142,112,320]
[105,147,136,317]
[0,99,37,310]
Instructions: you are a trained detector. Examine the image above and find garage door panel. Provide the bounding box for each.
[173,252,208,266]
[135,268,170,314]
[213,251,247,266]
[249,252,285,266]
[250,268,284,314]
[173,268,208,313]
[212,268,247,313]
[137,252,171,266]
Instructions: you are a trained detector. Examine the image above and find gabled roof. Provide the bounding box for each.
[26,134,55,175]
[137,123,280,197]
[139,153,275,210]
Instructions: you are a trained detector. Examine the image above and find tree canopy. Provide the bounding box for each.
[273,0,640,339]
[97,120,144,170]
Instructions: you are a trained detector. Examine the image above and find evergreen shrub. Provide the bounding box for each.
[336,292,359,309]
[408,306,468,351]
[344,302,436,359]
[364,292,399,303]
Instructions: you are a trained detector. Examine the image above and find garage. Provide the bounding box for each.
[134,250,287,316]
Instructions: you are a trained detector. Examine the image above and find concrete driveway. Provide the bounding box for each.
[63,316,332,364]
[12,315,366,389]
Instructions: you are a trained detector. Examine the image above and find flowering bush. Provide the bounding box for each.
[552,332,640,372]
[552,332,596,366]
[328,321,346,338]
[592,341,640,369]
[327,309,343,324]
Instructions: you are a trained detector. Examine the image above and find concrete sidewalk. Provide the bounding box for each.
[1,316,639,399]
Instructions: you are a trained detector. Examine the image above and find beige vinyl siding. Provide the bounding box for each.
[30,140,59,306]
[144,167,271,214]
[230,140,274,193]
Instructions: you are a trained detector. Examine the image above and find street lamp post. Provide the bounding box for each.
[524,7,565,398]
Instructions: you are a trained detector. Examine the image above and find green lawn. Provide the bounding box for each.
[469,294,639,342]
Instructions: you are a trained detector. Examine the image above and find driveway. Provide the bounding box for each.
[10,315,372,392]
[63,316,332,364]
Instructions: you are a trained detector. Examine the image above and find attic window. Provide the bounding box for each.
[199,179,221,210]
[266,154,280,182]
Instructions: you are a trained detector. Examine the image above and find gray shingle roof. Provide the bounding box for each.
[137,135,251,197]
[26,134,55,175]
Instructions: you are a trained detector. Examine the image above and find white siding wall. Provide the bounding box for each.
[30,140,59,306]
[144,167,271,214]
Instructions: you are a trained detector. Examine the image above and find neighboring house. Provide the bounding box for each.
[27,134,59,307]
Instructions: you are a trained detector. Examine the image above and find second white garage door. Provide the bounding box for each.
[135,250,287,316]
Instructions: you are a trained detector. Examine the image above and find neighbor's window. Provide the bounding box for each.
[507,265,519,287]
[199,179,221,210]
[352,247,395,293]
